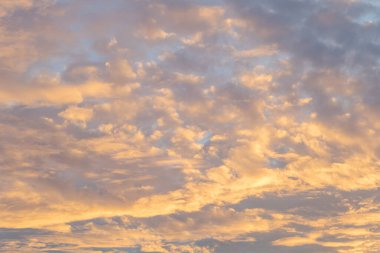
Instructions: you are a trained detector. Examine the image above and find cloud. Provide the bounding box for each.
[59,106,93,127]
[233,44,278,58]
[0,80,113,106]
[0,0,33,17]
[0,0,380,252]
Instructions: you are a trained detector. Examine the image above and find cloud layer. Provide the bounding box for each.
[1,0,380,252]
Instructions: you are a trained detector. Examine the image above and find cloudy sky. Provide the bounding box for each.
[0,0,380,252]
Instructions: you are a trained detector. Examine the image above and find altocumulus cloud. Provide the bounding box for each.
[0,0,380,252]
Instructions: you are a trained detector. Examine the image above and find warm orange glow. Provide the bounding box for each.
[0,0,379,252]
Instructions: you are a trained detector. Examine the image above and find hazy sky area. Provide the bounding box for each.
[1,0,380,252]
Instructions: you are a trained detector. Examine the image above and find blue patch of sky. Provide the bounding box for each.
[25,57,69,79]
[79,38,107,63]
[354,12,380,25]
[353,0,380,24]
[25,38,106,80]
[267,157,287,169]
[147,43,181,62]
[197,131,213,146]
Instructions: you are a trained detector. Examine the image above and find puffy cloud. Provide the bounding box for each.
[239,67,273,90]
[59,106,93,127]
[0,80,113,106]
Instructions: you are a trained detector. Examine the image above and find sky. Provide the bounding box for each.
[0,0,380,252]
